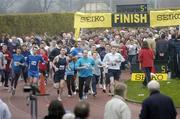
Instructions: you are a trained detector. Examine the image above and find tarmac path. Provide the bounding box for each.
[0,71,179,119]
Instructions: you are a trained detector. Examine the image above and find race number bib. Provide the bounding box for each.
[59,65,65,70]
[14,62,19,66]
[31,61,37,65]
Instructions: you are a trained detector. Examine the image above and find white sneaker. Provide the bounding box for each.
[83,94,87,100]
[8,87,13,93]
[4,86,9,90]
[57,97,62,101]
[91,90,94,95]
[99,84,103,89]
[68,95,72,97]
[73,92,76,95]
[79,99,83,102]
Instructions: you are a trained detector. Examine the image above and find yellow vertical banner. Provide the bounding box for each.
[75,27,80,42]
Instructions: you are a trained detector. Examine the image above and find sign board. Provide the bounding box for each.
[131,61,168,81]
[150,10,180,27]
[131,73,168,81]
[74,12,111,28]
[112,13,150,27]
[116,4,147,13]
[112,13,149,27]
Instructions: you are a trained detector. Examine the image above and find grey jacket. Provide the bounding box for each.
[0,99,11,119]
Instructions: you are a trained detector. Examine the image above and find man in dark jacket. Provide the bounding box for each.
[139,80,177,119]
[168,33,176,78]
[156,33,169,62]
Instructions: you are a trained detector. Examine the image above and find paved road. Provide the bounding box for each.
[0,71,180,119]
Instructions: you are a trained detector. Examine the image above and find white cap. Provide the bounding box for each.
[147,80,160,91]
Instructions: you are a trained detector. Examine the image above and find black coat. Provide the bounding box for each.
[139,91,177,119]
[156,39,169,61]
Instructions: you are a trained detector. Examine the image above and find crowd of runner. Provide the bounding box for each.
[0,27,180,102]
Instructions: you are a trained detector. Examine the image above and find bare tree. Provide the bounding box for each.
[0,0,16,13]
[43,0,54,12]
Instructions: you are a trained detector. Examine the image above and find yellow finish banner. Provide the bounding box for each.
[74,12,112,28]
[131,73,168,81]
[150,10,180,27]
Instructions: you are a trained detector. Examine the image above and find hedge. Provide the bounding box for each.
[0,13,74,35]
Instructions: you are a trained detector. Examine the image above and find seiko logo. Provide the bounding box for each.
[80,16,105,22]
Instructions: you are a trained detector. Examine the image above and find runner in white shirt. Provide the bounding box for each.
[103,46,125,96]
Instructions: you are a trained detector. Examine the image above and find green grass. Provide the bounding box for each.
[125,79,180,107]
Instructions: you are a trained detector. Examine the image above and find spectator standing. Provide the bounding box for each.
[139,80,177,119]
[143,32,156,53]
[74,101,90,119]
[174,33,180,78]
[156,33,169,61]
[168,33,176,78]
[44,100,65,119]
[0,98,11,119]
[62,113,75,119]
[104,83,131,119]
[138,41,154,87]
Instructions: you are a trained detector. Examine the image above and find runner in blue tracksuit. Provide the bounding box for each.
[10,47,25,95]
[27,47,44,85]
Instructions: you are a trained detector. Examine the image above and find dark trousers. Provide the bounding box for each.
[1,71,10,87]
[22,66,28,84]
[100,68,103,84]
[92,75,99,94]
[79,76,91,99]
[143,67,152,86]
[66,75,75,95]
[11,73,21,89]
[168,57,176,78]
[128,55,137,72]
